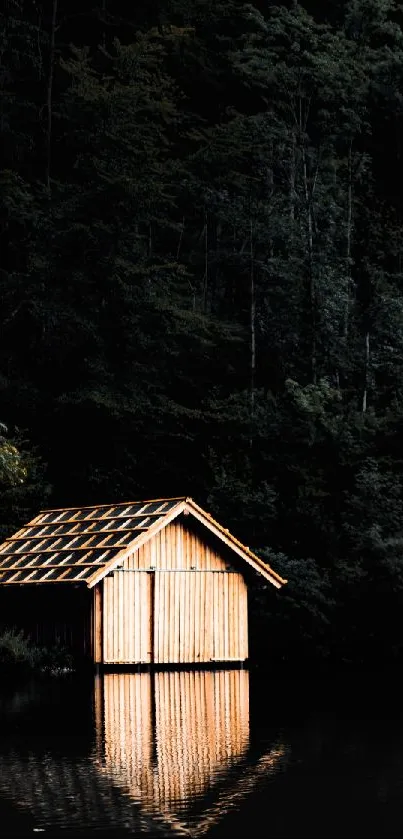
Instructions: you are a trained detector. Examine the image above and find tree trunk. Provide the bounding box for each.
[362,331,370,413]
[101,0,107,49]
[343,141,353,341]
[268,140,274,260]
[212,218,221,313]
[176,216,185,259]
[148,222,152,258]
[302,142,316,385]
[250,217,256,423]
[289,131,296,230]
[203,209,208,312]
[45,0,58,193]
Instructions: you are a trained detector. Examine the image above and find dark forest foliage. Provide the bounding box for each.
[2,0,403,669]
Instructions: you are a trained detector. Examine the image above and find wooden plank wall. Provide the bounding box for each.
[97,670,249,820]
[101,520,249,665]
[102,571,152,664]
[121,522,229,570]
[153,570,248,664]
[93,585,102,664]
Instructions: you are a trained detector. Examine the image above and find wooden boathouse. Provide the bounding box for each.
[0,497,286,667]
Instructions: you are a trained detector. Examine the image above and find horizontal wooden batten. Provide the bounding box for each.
[34,512,174,526]
[0,546,128,554]
[6,528,150,541]
[0,562,98,571]
[38,497,186,514]
[114,568,239,574]
[0,578,88,584]
[210,657,245,662]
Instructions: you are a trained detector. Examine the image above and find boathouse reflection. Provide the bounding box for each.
[94,669,286,834]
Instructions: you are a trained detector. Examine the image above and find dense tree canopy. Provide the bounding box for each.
[2,0,403,669]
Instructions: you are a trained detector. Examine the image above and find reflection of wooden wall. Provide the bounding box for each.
[97,670,249,815]
[99,671,154,801]
[0,742,165,833]
[153,670,249,808]
[101,520,249,664]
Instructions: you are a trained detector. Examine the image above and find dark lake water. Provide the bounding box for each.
[0,669,403,838]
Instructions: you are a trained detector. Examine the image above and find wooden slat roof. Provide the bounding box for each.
[0,497,286,588]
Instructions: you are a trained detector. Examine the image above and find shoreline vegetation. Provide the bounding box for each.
[0,623,400,684]
[0,628,74,679]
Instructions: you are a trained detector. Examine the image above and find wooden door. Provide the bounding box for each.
[153,570,248,664]
[103,571,153,664]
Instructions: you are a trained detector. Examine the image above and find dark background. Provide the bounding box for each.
[2,0,403,671]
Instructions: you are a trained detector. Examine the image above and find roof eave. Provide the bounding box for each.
[86,497,287,590]
[183,499,287,588]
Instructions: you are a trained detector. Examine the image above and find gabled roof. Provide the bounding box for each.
[0,497,286,589]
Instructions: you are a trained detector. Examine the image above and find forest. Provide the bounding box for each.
[2,0,403,671]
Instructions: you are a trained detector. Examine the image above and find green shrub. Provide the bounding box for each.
[34,643,74,674]
[0,628,35,674]
[0,628,74,676]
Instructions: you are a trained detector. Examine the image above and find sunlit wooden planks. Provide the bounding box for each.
[96,518,250,665]
[238,573,248,660]
[93,585,103,664]
[152,569,246,665]
[210,571,248,662]
[130,521,226,572]
[103,572,152,663]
